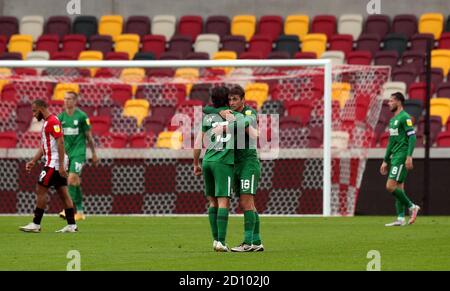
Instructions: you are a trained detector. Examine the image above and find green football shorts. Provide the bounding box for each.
[68,156,86,175]
[234,160,261,196]
[388,154,408,183]
[202,161,234,198]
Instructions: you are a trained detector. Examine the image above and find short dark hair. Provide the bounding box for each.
[66,91,78,99]
[32,99,48,108]
[391,92,405,105]
[210,86,229,108]
[229,85,245,99]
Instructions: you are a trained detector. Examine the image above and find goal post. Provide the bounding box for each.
[0,59,389,216]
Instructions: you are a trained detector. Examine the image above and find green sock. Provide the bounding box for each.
[217,208,229,245]
[208,207,218,241]
[68,185,78,210]
[392,188,413,209]
[76,186,84,212]
[243,210,256,245]
[252,212,262,245]
[395,198,406,220]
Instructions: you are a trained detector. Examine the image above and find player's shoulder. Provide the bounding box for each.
[244,106,257,115]
[75,107,88,117]
[47,114,61,124]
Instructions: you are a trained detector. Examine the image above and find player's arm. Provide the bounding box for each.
[193,132,205,176]
[380,137,393,175]
[404,117,416,170]
[26,148,43,172]
[85,130,99,166]
[243,110,258,139]
[203,106,234,121]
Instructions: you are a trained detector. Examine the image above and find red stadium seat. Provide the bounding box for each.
[0,35,7,54]
[62,34,87,56]
[105,51,129,60]
[436,131,450,147]
[89,35,113,56]
[0,131,17,148]
[125,16,151,38]
[374,51,399,68]
[392,14,418,39]
[311,15,337,39]
[129,132,155,148]
[400,51,426,72]
[221,35,246,55]
[408,82,435,103]
[418,68,444,88]
[294,52,317,59]
[392,68,418,88]
[45,16,71,38]
[438,32,450,49]
[248,35,273,58]
[0,16,19,41]
[90,116,112,136]
[177,15,203,41]
[168,35,193,58]
[436,82,450,98]
[111,84,132,106]
[410,33,435,52]
[285,100,313,125]
[110,132,128,148]
[205,15,230,40]
[356,34,381,55]
[51,51,77,60]
[36,34,60,55]
[141,35,166,59]
[142,118,167,136]
[364,15,391,39]
[257,15,283,41]
[239,51,263,59]
[329,34,354,57]
[346,51,372,65]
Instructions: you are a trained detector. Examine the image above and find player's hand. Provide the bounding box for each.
[193,164,202,176]
[59,166,68,178]
[92,152,99,166]
[219,110,233,119]
[405,156,413,170]
[212,125,226,135]
[25,160,35,173]
[380,161,388,176]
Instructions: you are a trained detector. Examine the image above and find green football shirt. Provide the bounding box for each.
[58,108,91,159]
[385,110,416,159]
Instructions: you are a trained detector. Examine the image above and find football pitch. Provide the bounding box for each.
[0,216,449,271]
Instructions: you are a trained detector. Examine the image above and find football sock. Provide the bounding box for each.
[392,188,413,209]
[33,207,45,225]
[217,208,229,245]
[65,208,76,225]
[252,211,262,245]
[208,207,218,241]
[76,186,84,212]
[68,185,79,211]
[243,210,256,245]
[395,198,406,220]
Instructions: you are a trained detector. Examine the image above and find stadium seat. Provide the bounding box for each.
[383,33,408,55]
[0,35,6,54]
[311,15,337,39]
[356,34,381,55]
[141,35,166,59]
[329,34,354,57]
[175,68,199,81]
[133,52,155,60]
[123,99,150,126]
[392,68,417,87]
[301,33,327,57]
[8,34,33,58]
[403,99,423,123]
[0,68,12,77]
[159,51,182,60]
[248,35,273,58]
[430,98,450,125]
[142,118,166,136]
[338,14,363,40]
[374,51,399,68]
[189,83,212,105]
[110,84,132,107]
[439,32,450,49]
[419,68,444,88]
[410,33,435,52]
[90,116,111,136]
[168,35,193,58]
[436,82,450,98]
[205,15,230,40]
[346,51,372,65]
[245,83,269,109]
[53,83,80,101]
[257,15,283,42]
[332,82,352,108]
[400,51,426,72]
[185,52,209,60]
[260,100,285,115]
[285,100,313,125]
[156,131,183,149]
[392,14,418,39]
[279,116,303,130]
[79,50,103,76]
[364,15,391,39]
[0,132,17,148]
[178,15,203,41]
[194,34,220,58]
[35,34,60,55]
[418,115,442,145]
[231,15,256,42]
[382,81,407,99]
[109,132,128,148]
[436,131,450,147]
[274,35,300,58]
[284,15,310,43]
[239,51,263,59]
[89,35,113,56]
[20,15,44,41]
[146,68,175,78]
[221,35,246,55]
[213,51,237,60]
[125,16,151,38]
[151,15,176,41]
[408,82,434,103]
[320,51,345,65]
[268,51,290,59]
[62,34,87,56]
[51,51,77,60]
[129,132,154,148]
[99,15,123,40]
[431,49,450,76]
[73,16,98,39]
[0,16,18,41]
[120,68,146,85]
[45,16,71,38]
[114,34,140,59]
[294,52,317,59]
[419,13,444,39]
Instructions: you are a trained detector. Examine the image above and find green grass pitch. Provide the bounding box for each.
[1,216,449,271]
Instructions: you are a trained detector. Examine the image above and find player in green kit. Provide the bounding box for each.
[203,85,263,252]
[58,92,98,221]
[380,92,420,226]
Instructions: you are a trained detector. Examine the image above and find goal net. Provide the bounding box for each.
[0,60,390,216]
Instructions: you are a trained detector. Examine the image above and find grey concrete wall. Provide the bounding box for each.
[1,0,449,19]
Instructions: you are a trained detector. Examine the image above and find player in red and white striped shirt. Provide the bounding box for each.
[19,99,78,233]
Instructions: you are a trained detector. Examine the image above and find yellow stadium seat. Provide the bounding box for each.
[430,98,450,125]
[284,15,309,41]
[8,34,33,58]
[301,33,327,57]
[122,99,150,126]
[231,15,256,42]
[78,50,103,77]
[175,68,199,95]
[156,131,183,149]
[212,51,237,74]
[245,83,269,109]
[0,69,12,77]
[120,68,146,95]
[99,15,124,40]
[419,13,444,39]
[115,34,140,59]
[332,82,352,108]
[0,79,10,93]
[53,83,80,101]
[431,49,450,76]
